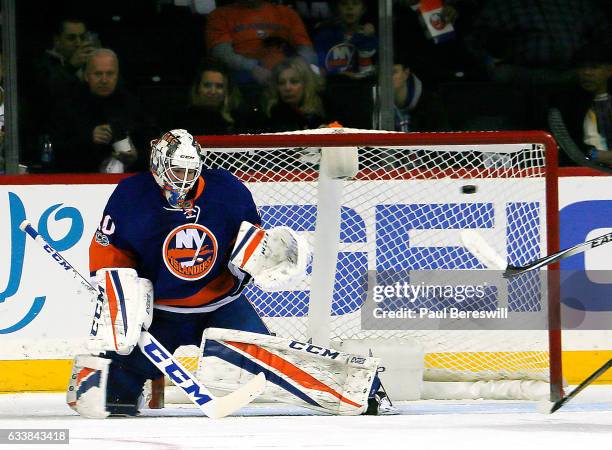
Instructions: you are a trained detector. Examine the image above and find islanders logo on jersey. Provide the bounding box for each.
[163,224,218,280]
[325,42,356,73]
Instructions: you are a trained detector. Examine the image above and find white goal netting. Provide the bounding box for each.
[167,128,561,401]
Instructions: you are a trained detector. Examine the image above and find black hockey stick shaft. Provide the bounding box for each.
[550,359,612,413]
[504,231,612,278]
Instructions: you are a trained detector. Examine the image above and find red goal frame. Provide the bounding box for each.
[192,130,562,401]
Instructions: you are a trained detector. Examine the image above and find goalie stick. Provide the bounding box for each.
[19,219,265,419]
[541,359,612,414]
[460,229,612,278]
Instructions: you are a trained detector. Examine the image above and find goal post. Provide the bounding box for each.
[153,128,562,405]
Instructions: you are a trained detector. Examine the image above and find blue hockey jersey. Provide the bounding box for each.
[90,170,261,312]
[313,23,377,75]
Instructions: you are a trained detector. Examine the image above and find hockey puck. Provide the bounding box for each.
[461,185,477,194]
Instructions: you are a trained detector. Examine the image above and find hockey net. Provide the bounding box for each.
[154,128,562,405]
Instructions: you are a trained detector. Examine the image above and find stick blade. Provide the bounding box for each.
[203,372,266,419]
[503,265,523,278]
[536,400,555,414]
[549,400,564,414]
[460,229,507,270]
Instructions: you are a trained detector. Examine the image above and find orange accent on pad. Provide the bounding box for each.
[76,367,95,384]
[327,121,343,128]
[226,341,362,408]
[105,272,120,351]
[241,228,266,268]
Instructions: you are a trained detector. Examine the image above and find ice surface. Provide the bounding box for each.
[1,387,612,450]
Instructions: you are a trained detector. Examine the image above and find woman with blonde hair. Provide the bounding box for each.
[177,61,246,135]
[263,57,327,132]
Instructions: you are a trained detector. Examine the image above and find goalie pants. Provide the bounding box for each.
[103,294,270,411]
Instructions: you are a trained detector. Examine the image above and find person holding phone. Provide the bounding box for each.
[26,18,100,169]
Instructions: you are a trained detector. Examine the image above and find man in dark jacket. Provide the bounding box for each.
[34,18,95,100]
[48,48,157,173]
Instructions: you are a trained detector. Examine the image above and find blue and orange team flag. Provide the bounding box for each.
[418,0,456,44]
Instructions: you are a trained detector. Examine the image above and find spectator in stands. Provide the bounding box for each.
[307,0,378,128]
[24,18,100,167]
[578,48,612,157]
[48,49,157,173]
[175,61,257,134]
[552,42,612,166]
[392,0,478,85]
[465,0,610,87]
[392,56,449,132]
[206,0,317,87]
[33,18,96,98]
[312,0,377,80]
[262,57,326,131]
[282,1,333,32]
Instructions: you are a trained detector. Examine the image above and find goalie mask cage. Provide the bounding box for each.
[154,128,562,405]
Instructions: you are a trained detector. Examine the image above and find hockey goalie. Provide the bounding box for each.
[67,129,394,418]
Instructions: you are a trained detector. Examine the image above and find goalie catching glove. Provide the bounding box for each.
[229,221,311,290]
[88,268,154,355]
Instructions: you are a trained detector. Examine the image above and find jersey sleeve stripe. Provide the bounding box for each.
[89,237,138,276]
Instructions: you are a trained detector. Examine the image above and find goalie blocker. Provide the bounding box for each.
[88,268,154,355]
[196,328,381,415]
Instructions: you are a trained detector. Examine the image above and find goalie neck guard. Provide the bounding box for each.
[150,129,203,208]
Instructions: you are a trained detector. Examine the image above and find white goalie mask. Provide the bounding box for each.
[150,129,203,208]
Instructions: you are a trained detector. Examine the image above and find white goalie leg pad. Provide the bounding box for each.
[229,221,311,290]
[88,268,154,355]
[66,355,111,419]
[196,328,380,415]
